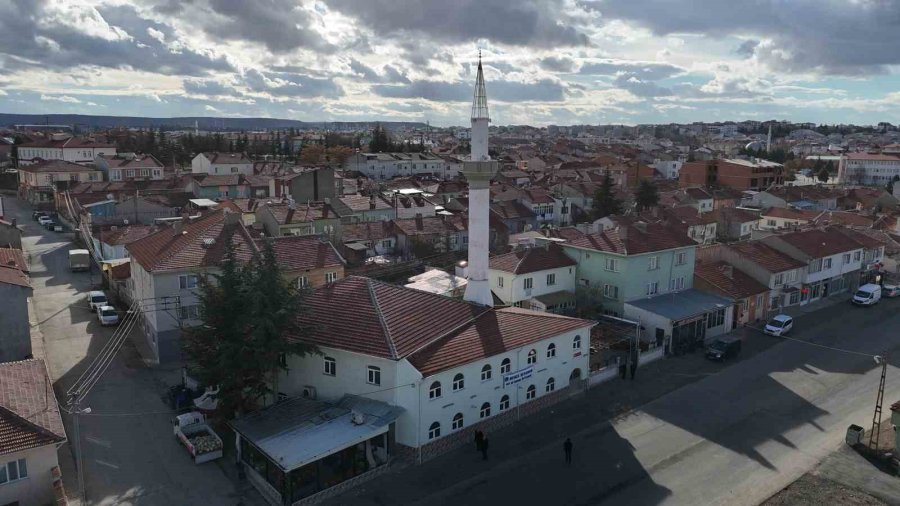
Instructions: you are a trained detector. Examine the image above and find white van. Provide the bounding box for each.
[852,283,882,306]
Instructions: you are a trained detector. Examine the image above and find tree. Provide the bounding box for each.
[592,172,623,220]
[299,144,325,164]
[183,240,315,418]
[634,179,659,211]
[368,124,394,152]
[887,175,900,195]
[817,167,830,183]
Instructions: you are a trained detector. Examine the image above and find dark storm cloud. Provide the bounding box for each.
[242,69,344,98]
[348,59,410,83]
[204,0,334,53]
[325,0,590,47]
[586,0,900,74]
[0,1,230,76]
[373,79,566,102]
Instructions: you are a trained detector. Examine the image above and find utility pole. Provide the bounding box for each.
[868,354,888,451]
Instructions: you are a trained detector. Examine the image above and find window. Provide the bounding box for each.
[323,356,336,376]
[603,284,618,299]
[546,343,556,358]
[179,305,200,320]
[646,281,659,296]
[648,256,659,270]
[573,335,582,350]
[526,385,536,400]
[668,277,685,290]
[843,253,851,264]
[367,366,381,386]
[500,358,511,374]
[823,257,832,269]
[604,258,619,272]
[297,276,309,289]
[481,364,492,381]
[524,277,533,290]
[480,402,491,419]
[756,294,764,307]
[546,377,555,393]
[452,373,465,391]
[325,272,337,283]
[428,422,441,440]
[231,166,239,173]
[675,252,687,265]
[707,308,726,328]
[546,273,556,286]
[527,349,537,365]
[786,270,797,282]
[498,276,504,288]
[381,239,392,248]
[499,395,510,411]
[452,413,464,430]
[854,251,862,261]
[179,274,199,289]
[0,458,27,484]
[774,273,784,286]
[429,381,442,399]
[808,258,823,273]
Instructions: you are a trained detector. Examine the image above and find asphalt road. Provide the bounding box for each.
[10,198,263,506]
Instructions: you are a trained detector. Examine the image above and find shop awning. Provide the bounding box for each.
[230,395,403,472]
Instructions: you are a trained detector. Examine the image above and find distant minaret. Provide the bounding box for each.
[766,123,772,153]
[462,51,499,306]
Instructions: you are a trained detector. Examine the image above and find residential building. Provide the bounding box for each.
[0,254,32,362]
[405,269,468,297]
[17,134,116,166]
[0,359,67,506]
[95,154,165,181]
[679,158,784,191]
[624,289,734,349]
[694,262,770,326]
[392,191,438,220]
[91,225,156,260]
[18,160,102,204]
[711,207,759,241]
[490,200,538,234]
[273,166,335,203]
[255,202,341,238]
[750,186,840,211]
[344,152,450,180]
[718,241,806,310]
[191,152,254,176]
[489,244,578,313]
[393,215,468,257]
[555,221,698,316]
[187,174,251,200]
[0,219,22,249]
[758,207,821,231]
[838,152,900,186]
[340,221,397,263]
[261,235,345,289]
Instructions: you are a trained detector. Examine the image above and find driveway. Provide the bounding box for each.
[9,198,263,506]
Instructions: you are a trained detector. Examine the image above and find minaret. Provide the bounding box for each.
[462,52,499,306]
[766,123,772,153]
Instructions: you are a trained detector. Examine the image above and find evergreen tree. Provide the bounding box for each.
[592,172,623,219]
[817,167,830,183]
[634,179,660,211]
[368,124,393,152]
[887,175,899,195]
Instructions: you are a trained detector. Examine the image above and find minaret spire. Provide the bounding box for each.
[471,51,490,121]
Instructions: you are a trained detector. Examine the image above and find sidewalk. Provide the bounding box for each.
[779,293,852,318]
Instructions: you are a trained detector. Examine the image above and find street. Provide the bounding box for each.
[8,197,263,506]
[327,290,900,505]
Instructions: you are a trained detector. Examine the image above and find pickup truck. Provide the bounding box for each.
[69,249,90,272]
[173,412,224,464]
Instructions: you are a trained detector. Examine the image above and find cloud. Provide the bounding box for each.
[203,0,333,53]
[183,78,242,96]
[325,0,590,47]
[580,60,683,80]
[613,75,672,98]
[41,94,81,103]
[146,27,165,43]
[373,78,566,102]
[242,69,344,98]
[348,59,410,83]
[587,0,900,74]
[539,56,578,73]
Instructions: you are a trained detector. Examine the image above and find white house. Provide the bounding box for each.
[191,152,254,176]
[95,153,166,181]
[17,134,117,166]
[838,152,900,186]
[489,243,577,313]
[344,152,451,180]
[0,359,67,506]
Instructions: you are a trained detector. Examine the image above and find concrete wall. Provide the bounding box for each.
[286,168,335,202]
[489,265,576,306]
[0,283,33,362]
[0,444,60,506]
[276,347,400,407]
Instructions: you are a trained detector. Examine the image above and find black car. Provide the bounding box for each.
[32,211,48,220]
[705,338,742,361]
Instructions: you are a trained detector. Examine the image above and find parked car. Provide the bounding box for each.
[852,283,882,306]
[32,211,48,220]
[37,216,52,227]
[706,338,742,361]
[97,306,119,326]
[764,314,793,336]
[883,284,900,298]
[87,291,109,312]
[43,220,58,230]
[51,224,64,232]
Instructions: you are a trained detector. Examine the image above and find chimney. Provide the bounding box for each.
[223,207,239,225]
[173,219,183,235]
[634,221,647,234]
[370,194,376,210]
[720,264,734,279]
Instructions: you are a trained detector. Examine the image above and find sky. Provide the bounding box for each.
[2,0,900,127]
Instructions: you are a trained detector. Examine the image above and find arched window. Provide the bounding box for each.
[428,422,441,440]
[570,368,582,381]
[526,384,536,400]
[546,377,555,393]
[546,343,557,358]
[499,395,510,411]
[480,402,491,419]
[481,364,492,381]
[573,335,582,350]
[429,381,442,399]
[452,413,464,430]
[452,373,465,391]
[500,358,511,374]
[527,349,537,365]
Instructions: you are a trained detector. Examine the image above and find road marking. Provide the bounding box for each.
[85,436,111,448]
[94,459,119,470]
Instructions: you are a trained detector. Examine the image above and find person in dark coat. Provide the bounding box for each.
[564,438,573,465]
[474,430,484,452]
[481,435,489,460]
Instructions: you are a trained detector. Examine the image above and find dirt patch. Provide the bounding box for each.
[763,474,886,506]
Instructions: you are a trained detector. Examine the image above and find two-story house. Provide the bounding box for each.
[0,256,32,362]
[393,215,468,257]
[762,227,864,305]
[489,244,577,313]
[17,160,102,204]
[758,207,821,231]
[340,221,397,263]
[710,207,759,241]
[188,174,251,200]
[332,194,396,224]
[255,202,341,238]
[719,241,806,310]
[95,154,166,181]
[693,261,770,325]
[191,152,253,176]
[261,235,345,289]
[17,134,116,166]
[833,227,887,285]
[555,221,698,317]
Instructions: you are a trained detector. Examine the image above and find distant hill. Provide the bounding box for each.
[0,113,427,131]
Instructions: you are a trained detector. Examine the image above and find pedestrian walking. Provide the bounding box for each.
[474,430,484,453]
[564,438,572,465]
[481,435,489,460]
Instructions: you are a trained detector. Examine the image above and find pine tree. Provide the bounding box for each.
[817,167,830,183]
[592,172,623,219]
[634,179,660,211]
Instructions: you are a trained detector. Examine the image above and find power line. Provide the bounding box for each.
[774,333,877,358]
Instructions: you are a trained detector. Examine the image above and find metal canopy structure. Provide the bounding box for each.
[471,53,490,121]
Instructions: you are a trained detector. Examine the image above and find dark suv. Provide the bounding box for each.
[705,338,742,361]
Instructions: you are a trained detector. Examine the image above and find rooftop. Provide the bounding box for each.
[201,152,252,164]
[695,262,770,299]
[19,159,98,173]
[0,359,66,455]
[626,288,733,322]
[258,235,344,272]
[489,244,576,275]
[564,222,696,255]
[768,227,864,257]
[725,241,806,273]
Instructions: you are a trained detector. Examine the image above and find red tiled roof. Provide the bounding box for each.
[126,210,258,271]
[392,215,467,236]
[258,236,343,272]
[812,211,875,228]
[202,152,251,164]
[0,359,66,455]
[338,194,393,212]
[725,241,805,273]
[409,307,594,376]
[489,244,576,274]
[761,207,821,221]
[695,262,769,300]
[708,207,759,224]
[98,225,156,246]
[21,137,114,149]
[98,154,163,168]
[19,160,98,174]
[265,202,336,225]
[0,265,29,288]
[846,153,900,161]
[770,227,864,257]
[565,222,695,255]
[490,201,536,221]
[195,174,242,187]
[0,248,27,272]
[832,227,887,250]
[342,221,395,242]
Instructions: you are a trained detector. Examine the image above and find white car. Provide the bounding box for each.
[883,284,900,298]
[764,314,793,336]
[87,291,108,312]
[37,216,52,226]
[97,306,119,326]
